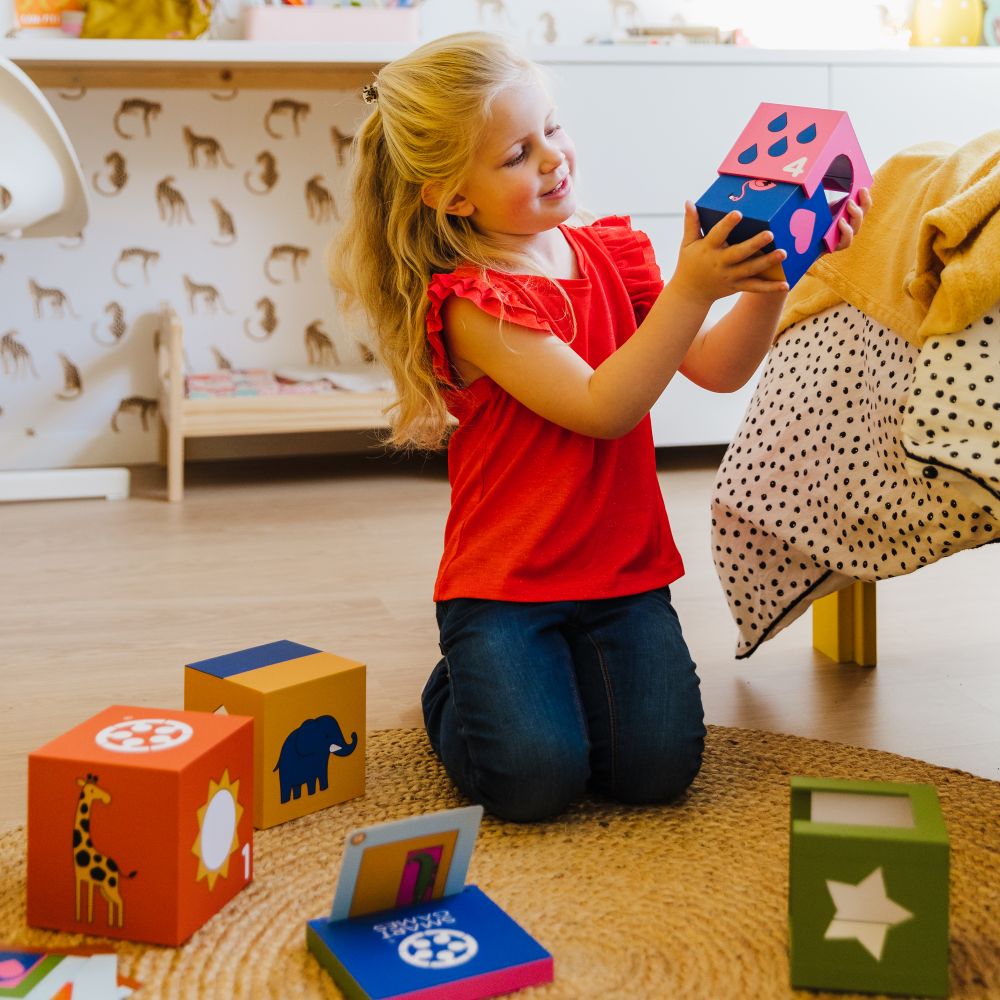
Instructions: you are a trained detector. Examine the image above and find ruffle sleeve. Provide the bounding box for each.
[425,269,553,389]
[588,216,664,324]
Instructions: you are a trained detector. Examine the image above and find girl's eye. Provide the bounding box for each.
[503,148,527,168]
[545,124,561,136]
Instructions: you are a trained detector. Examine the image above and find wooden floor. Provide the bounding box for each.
[2,448,997,831]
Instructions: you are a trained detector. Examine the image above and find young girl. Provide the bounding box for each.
[331,32,868,822]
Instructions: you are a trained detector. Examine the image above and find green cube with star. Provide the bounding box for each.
[788,776,949,997]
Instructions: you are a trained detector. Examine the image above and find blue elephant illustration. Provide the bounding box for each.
[273,714,358,804]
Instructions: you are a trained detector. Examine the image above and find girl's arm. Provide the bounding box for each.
[680,191,871,393]
[678,286,787,394]
[444,192,869,438]
[442,208,785,440]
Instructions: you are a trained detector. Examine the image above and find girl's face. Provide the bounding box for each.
[452,80,577,241]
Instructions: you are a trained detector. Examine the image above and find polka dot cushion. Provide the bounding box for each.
[711,304,999,659]
[903,304,1000,516]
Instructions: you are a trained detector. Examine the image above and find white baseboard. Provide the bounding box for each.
[0,468,131,502]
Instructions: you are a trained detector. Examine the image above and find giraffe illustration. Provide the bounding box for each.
[73,774,136,927]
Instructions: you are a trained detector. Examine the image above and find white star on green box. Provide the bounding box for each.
[789,776,949,997]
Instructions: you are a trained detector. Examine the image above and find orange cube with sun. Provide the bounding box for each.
[27,705,253,947]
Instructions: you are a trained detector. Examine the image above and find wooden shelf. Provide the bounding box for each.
[2,38,999,89]
[0,38,404,88]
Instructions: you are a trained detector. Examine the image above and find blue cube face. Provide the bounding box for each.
[308,886,552,999]
[695,174,833,289]
[187,640,320,679]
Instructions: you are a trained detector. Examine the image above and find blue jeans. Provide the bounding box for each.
[422,587,705,822]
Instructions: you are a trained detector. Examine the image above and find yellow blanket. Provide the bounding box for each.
[778,130,1000,347]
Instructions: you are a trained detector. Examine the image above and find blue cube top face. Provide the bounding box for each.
[698,174,803,226]
[308,885,551,999]
[187,639,320,678]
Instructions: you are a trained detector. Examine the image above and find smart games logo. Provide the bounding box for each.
[398,928,479,970]
[95,718,194,753]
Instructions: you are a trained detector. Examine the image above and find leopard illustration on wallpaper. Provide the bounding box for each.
[265,99,311,139]
[0,84,368,468]
[93,152,129,197]
[92,302,127,347]
[113,98,161,140]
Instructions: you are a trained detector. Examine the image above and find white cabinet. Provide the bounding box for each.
[830,66,1000,169]
[550,63,829,215]
[631,215,759,448]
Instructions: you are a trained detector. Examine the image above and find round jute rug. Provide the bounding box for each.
[1,727,997,999]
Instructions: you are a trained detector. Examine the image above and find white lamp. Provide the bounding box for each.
[0,56,129,501]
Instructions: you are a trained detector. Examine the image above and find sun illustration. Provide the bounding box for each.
[192,770,244,890]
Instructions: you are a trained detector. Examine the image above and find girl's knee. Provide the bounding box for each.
[614,731,705,805]
[471,740,590,822]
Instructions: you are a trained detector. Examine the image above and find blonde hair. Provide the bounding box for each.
[329,32,555,451]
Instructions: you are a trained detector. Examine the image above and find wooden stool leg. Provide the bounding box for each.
[812,580,877,666]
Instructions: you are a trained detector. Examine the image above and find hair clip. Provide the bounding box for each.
[361,83,378,105]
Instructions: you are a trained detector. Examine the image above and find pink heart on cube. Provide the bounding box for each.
[789,208,816,254]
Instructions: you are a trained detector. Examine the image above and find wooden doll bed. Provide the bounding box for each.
[156,304,395,501]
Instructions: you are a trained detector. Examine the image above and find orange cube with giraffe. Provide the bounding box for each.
[27,705,254,947]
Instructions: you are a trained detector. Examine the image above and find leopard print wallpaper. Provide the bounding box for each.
[1,0,727,469]
[0,85,370,469]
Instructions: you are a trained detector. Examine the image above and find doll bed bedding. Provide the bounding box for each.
[712,131,1000,657]
[711,301,999,658]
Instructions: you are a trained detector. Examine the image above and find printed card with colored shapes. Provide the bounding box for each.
[330,805,482,922]
[0,947,138,999]
[308,806,554,999]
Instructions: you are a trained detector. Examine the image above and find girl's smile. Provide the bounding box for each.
[541,174,571,199]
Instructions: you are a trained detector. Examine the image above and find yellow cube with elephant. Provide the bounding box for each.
[184,641,365,829]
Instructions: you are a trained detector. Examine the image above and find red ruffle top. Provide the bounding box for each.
[426,216,684,602]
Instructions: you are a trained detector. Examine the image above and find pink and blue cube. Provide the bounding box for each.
[697,103,873,289]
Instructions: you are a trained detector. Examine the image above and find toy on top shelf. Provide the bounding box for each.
[696,103,873,290]
[184,639,365,829]
[910,0,985,46]
[27,705,253,947]
[242,3,420,42]
[986,1,1000,45]
[788,776,949,998]
[307,805,554,1000]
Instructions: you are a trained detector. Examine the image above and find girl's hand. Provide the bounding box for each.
[671,201,788,308]
[832,187,872,252]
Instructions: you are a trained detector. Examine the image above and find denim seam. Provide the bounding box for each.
[439,652,487,802]
[584,628,618,795]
